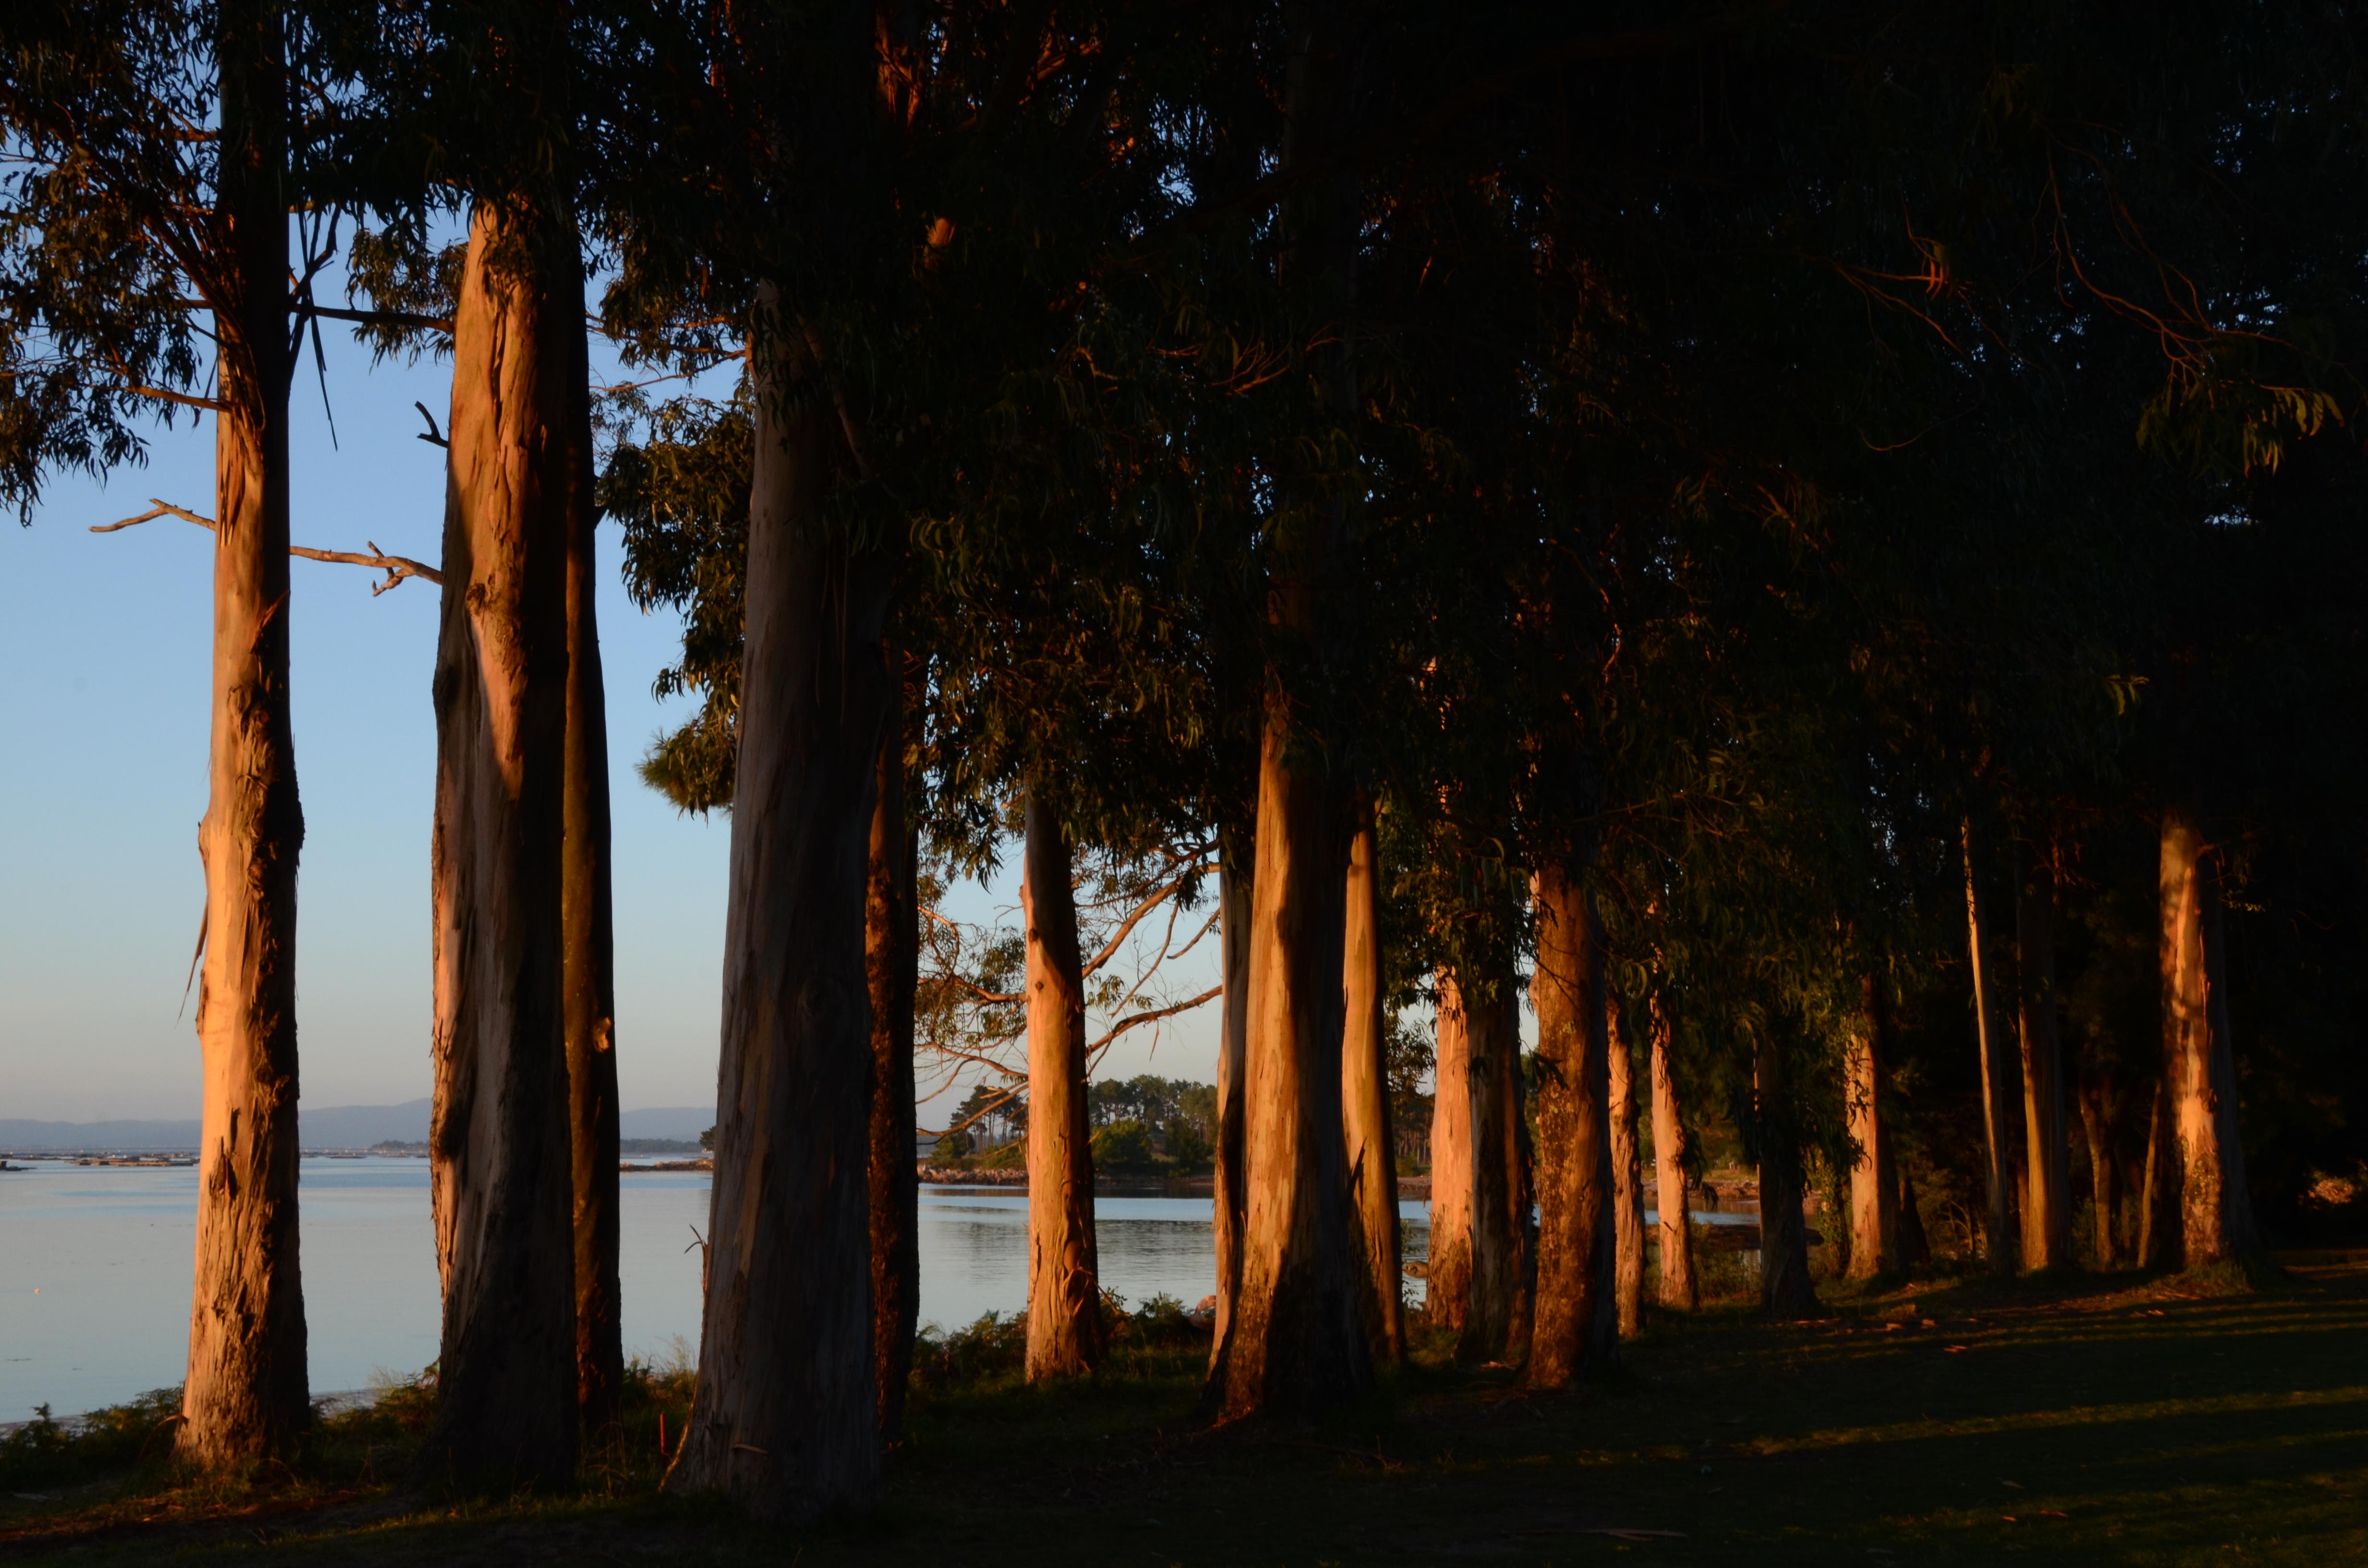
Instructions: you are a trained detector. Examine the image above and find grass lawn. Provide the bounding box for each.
[4,1249,2364,1565]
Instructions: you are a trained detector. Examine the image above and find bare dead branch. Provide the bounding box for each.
[1086,986,1222,1056]
[414,401,448,448]
[91,499,442,594]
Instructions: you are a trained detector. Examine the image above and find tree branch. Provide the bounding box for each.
[1087,986,1222,1056]
[91,500,442,594]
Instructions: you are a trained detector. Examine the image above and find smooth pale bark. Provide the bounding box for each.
[2016,844,2074,1272]
[665,294,887,1518]
[424,200,581,1485]
[1607,1001,1645,1337]
[1528,865,1616,1386]
[1340,798,1402,1362]
[1023,789,1101,1380]
[2077,1069,2122,1269]
[866,696,919,1438]
[1963,818,2019,1275]
[1648,993,1698,1311]
[559,248,622,1436]
[1431,965,1529,1360]
[1845,979,1897,1280]
[2160,809,2260,1265]
[179,0,308,1463]
[1210,0,1369,1421]
[1754,1029,1817,1316]
[1209,847,1251,1373]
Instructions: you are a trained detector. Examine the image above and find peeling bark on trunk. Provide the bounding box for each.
[1963,818,2019,1276]
[664,294,886,1518]
[2016,842,2073,1272]
[423,199,583,1487]
[1607,1000,1645,1338]
[1755,1030,1817,1317]
[1528,865,1616,1386]
[866,689,919,1438]
[2160,808,2259,1266]
[1340,796,1402,1362]
[559,250,621,1437]
[2077,1070,2122,1270]
[179,0,308,1464]
[1846,979,1896,1280]
[1024,787,1101,1380]
[1209,845,1251,1374]
[1431,965,1528,1360]
[1648,993,1697,1311]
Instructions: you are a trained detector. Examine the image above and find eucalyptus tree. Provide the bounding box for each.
[0,0,356,1464]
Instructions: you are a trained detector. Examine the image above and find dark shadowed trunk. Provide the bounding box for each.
[1607,999,1645,1337]
[867,685,919,1438]
[2139,1078,2178,1269]
[1896,1163,1931,1266]
[664,293,887,1518]
[2017,841,2073,1272]
[1528,865,1617,1386]
[1648,990,1697,1310]
[1210,843,1251,1373]
[179,0,308,1464]
[1755,1029,1817,1317]
[2160,807,2259,1266]
[424,198,582,1487]
[1963,818,2019,1276]
[2076,1066,2123,1269]
[1846,979,1896,1280]
[1024,786,1101,1380]
[1340,796,1402,1362]
[559,253,621,1437]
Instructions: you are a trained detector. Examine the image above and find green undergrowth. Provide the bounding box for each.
[4,1254,2365,1565]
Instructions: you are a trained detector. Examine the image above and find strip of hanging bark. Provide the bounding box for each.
[2017,839,2074,1272]
[1962,817,2020,1275]
[1648,987,1697,1311]
[1846,978,1897,1280]
[177,0,308,1466]
[1023,784,1102,1380]
[1754,1029,1817,1317]
[1608,998,1646,1337]
[559,265,622,1435]
[1208,842,1251,1379]
[867,682,920,1438]
[2159,807,2261,1266]
[665,288,886,1518]
[422,197,580,1487]
[1340,795,1402,1363]
[1527,865,1616,1386]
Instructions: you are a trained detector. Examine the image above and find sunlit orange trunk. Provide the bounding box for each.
[2159,808,2259,1265]
[1845,979,1896,1280]
[424,199,581,1485]
[1340,797,1402,1361]
[1648,992,1696,1311]
[1430,963,1528,1359]
[1527,865,1615,1386]
[1607,1000,1645,1337]
[1023,787,1101,1380]
[178,0,308,1464]
[2017,842,2073,1272]
[1963,818,2019,1275]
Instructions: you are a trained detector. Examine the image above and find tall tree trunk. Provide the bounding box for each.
[558,243,622,1439]
[1607,999,1645,1337]
[2138,1079,2178,1269]
[1340,795,1402,1362]
[1648,991,1697,1310]
[1896,1163,1931,1266]
[179,0,308,1464]
[1023,786,1101,1379]
[665,292,888,1518]
[423,198,582,1486]
[1427,965,1476,1342]
[1528,865,1616,1385]
[2016,841,2074,1272]
[866,683,919,1438]
[1754,1029,1817,1316]
[1210,0,1369,1421]
[1209,843,1251,1374]
[1963,817,2019,1276]
[2077,1067,2121,1269]
[1431,964,1528,1360]
[2160,808,2260,1265]
[1846,978,1896,1280]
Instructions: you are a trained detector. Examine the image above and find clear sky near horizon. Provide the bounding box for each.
[0,254,1221,1124]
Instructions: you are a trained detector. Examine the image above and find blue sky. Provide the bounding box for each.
[0,263,1220,1123]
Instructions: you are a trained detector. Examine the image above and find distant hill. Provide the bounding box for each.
[0,1099,716,1152]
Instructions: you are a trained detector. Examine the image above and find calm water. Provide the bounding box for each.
[3,1158,1443,1421]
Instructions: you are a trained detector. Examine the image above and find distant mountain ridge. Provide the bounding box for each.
[0,1101,713,1152]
